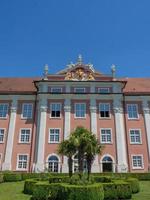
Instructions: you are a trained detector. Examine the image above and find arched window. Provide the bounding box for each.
[102,156,113,162]
[48,155,59,172]
[73,154,87,173]
[102,156,113,172]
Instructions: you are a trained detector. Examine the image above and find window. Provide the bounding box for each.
[100,129,112,143]
[19,129,31,143]
[98,87,110,93]
[132,155,143,169]
[127,104,138,119]
[75,103,86,118]
[99,103,110,118]
[50,103,61,118]
[49,129,60,143]
[47,155,59,172]
[130,129,141,144]
[0,129,4,143]
[22,104,33,119]
[51,87,62,93]
[0,104,8,118]
[74,88,85,93]
[17,155,28,170]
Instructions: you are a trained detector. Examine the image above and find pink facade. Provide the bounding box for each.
[0,57,150,173]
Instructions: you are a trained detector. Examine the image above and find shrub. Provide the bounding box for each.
[58,183,104,200]
[24,179,38,194]
[32,182,60,200]
[3,173,22,182]
[126,178,140,193]
[22,173,50,181]
[69,174,95,185]
[0,173,4,183]
[103,180,132,199]
[94,176,111,183]
[49,176,69,184]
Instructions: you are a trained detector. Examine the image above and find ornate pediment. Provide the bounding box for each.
[58,55,95,81]
[65,67,95,81]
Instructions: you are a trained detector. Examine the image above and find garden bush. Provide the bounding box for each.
[49,176,69,183]
[24,179,38,194]
[126,178,140,193]
[58,183,104,200]
[3,172,22,182]
[69,174,95,185]
[22,173,50,181]
[103,180,132,199]
[94,176,111,183]
[32,182,60,200]
[0,173,4,183]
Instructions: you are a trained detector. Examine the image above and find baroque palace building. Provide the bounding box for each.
[0,55,150,173]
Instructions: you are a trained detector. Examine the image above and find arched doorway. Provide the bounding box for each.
[102,156,113,172]
[47,155,59,172]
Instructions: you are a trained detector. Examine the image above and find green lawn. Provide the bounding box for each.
[132,181,150,200]
[0,181,31,200]
[0,181,150,200]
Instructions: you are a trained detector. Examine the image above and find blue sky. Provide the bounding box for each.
[0,0,150,77]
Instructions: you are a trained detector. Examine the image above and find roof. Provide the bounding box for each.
[0,78,39,94]
[0,77,150,94]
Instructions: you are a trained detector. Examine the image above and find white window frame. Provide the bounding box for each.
[46,154,60,173]
[74,88,86,93]
[98,87,110,93]
[100,128,112,144]
[49,128,61,143]
[51,87,62,93]
[74,103,86,118]
[19,128,31,143]
[0,103,9,119]
[99,103,111,118]
[131,154,144,169]
[21,103,33,119]
[127,104,139,120]
[16,154,28,171]
[50,103,61,118]
[0,128,5,143]
[129,129,142,144]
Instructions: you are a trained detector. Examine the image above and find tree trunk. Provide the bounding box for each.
[68,156,73,178]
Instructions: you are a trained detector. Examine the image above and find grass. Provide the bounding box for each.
[0,181,150,200]
[0,181,31,200]
[132,181,150,200]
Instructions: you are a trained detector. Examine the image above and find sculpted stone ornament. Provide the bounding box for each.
[65,68,95,81]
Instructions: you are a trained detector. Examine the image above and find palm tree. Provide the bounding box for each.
[57,137,77,177]
[84,133,102,180]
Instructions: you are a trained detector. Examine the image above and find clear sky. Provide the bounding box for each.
[0,0,150,78]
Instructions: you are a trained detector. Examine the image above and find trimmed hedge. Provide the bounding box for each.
[32,182,104,200]
[94,176,111,183]
[32,182,60,200]
[103,180,132,199]
[3,173,22,182]
[49,176,69,183]
[24,179,38,194]
[58,183,104,200]
[0,173,4,183]
[126,178,140,193]
[22,173,50,181]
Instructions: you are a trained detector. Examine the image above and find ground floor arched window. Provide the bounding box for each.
[73,154,88,173]
[102,156,113,172]
[48,155,59,172]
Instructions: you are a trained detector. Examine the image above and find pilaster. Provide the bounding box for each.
[35,97,47,172]
[113,97,128,172]
[142,99,150,160]
[2,97,18,171]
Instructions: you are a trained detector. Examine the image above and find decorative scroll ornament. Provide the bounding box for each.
[65,68,95,81]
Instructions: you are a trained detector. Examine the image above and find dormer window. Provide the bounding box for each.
[74,88,85,93]
[98,87,110,93]
[51,87,62,93]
